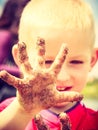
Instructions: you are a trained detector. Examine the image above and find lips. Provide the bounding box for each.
[56,86,72,91]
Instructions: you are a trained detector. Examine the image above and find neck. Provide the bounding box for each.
[49,101,77,115]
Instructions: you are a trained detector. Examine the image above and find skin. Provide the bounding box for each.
[0,27,97,130]
[0,36,83,130]
[34,112,71,130]
[32,28,98,130]
[27,27,98,111]
[59,112,71,130]
[0,37,83,112]
[15,28,98,130]
[0,0,98,129]
[0,1,98,130]
[34,114,50,130]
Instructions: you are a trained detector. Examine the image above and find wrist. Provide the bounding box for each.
[13,98,35,117]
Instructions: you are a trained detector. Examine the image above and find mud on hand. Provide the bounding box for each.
[0,37,83,113]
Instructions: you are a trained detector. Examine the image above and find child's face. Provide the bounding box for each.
[33,28,95,87]
[44,28,94,107]
[31,26,94,91]
[25,26,97,107]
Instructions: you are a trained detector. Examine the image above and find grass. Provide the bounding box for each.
[82,78,98,99]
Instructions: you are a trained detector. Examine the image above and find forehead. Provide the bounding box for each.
[34,27,91,58]
[28,26,92,62]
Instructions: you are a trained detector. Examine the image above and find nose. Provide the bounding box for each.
[56,68,70,85]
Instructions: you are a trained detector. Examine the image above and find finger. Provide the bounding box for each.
[35,37,45,69]
[59,112,71,130]
[55,91,83,103]
[49,43,68,76]
[34,114,49,130]
[18,42,33,76]
[0,70,21,89]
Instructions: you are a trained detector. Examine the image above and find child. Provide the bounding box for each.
[0,0,98,130]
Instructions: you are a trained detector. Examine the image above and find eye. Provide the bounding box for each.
[70,60,83,64]
[45,60,53,65]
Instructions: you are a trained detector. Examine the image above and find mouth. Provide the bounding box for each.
[56,86,72,92]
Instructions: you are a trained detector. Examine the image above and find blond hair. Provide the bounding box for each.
[19,0,95,53]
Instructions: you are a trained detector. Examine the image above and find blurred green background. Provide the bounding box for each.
[82,78,98,99]
[82,78,98,110]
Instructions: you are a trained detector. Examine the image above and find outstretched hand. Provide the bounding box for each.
[0,38,83,113]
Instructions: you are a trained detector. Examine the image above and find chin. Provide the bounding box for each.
[54,102,69,108]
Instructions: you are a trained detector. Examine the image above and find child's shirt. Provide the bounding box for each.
[0,97,98,130]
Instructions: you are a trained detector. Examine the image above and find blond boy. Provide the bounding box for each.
[0,0,98,130]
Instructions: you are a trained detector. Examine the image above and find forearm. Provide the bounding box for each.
[0,99,33,130]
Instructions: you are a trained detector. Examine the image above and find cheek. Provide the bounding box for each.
[73,70,88,92]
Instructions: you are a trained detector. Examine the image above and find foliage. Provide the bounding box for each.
[82,78,98,99]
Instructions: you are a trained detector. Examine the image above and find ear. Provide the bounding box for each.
[90,48,98,68]
[12,44,20,66]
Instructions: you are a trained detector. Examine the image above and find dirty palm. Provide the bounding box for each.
[0,38,83,129]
